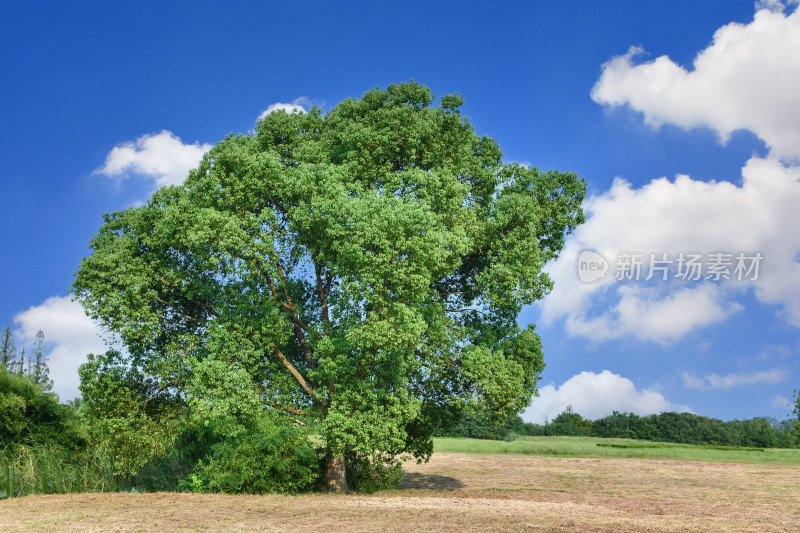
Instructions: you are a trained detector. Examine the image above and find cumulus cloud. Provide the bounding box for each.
[95,130,211,188]
[769,394,793,409]
[572,2,800,344]
[591,5,800,160]
[14,296,111,401]
[755,0,798,13]
[681,368,787,389]
[563,284,742,344]
[522,370,690,423]
[257,97,310,121]
[541,157,800,341]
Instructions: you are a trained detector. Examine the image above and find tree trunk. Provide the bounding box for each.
[323,453,348,493]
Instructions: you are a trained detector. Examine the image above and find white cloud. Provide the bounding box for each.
[681,368,786,389]
[550,5,800,341]
[95,130,211,188]
[564,284,742,344]
[14,296,111,401]
[756,343,793,361]
[769,394,792,409]
[257,97,309,121]
[522,370,690,423]
[541,156,800,342]
[544,1,800,369]
[755,0,798,13]
[592,5,800,160]
[697,341,713,352]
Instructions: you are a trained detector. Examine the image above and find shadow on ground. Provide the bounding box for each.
[396,472,465,491]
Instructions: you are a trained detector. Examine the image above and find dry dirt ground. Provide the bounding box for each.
[2,452,799,532]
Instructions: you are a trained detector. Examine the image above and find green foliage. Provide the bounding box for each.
[521,422,547,436]
[0,366,83,449]
[72,80,585,489]
[0,443,121,497]
[196,414,319,495]
[29,331,53,392]
[0,365,106,499]
[78,350,187,478]
[0,327,53,391]
[442,407,799,449]
[345,452,404,493]
[434,410,529,440]
[3,343,322,497]
[519,409,799,449]
[1,401,320,497]
[129,423,218,491]
[179,473,206,494]
[546,406,594,436]
[592,411,656,440]
[74,349,320,495]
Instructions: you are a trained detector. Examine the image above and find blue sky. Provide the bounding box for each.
[2,1,799,422]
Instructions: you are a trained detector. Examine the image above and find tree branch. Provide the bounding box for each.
[415,348,459,369]
[264,263,311,333]
[275,260,296,312]
[294,323,316,368]
[154,297,202,323]
[272,346,327,407]
[264,270,281,303]
[261,261,315,366]
[189,297,220,317]
[265,401,306,416]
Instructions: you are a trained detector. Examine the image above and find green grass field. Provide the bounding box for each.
[433,436,800,464]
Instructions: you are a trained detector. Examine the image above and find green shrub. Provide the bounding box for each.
[0,367,84,449]
[178,473,206,494]
[545,407,593,437]
[522,422,546,436]
[345,453,404,493]
[434,410,528,440]
[196,414,319,495]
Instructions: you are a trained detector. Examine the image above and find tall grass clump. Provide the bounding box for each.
[0,443,120,497]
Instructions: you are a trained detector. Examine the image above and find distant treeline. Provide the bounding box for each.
[435,407,800,449]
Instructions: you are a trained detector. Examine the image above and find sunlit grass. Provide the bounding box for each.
[433,436,800,464]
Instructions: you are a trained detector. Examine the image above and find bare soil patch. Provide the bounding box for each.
[2,452,798,532]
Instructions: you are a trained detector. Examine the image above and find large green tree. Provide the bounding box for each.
[73,81,585,491]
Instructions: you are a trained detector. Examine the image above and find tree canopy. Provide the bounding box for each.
[72,81,586,491]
